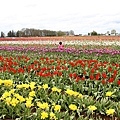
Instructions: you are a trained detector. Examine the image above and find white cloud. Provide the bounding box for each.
[0,0,120,35]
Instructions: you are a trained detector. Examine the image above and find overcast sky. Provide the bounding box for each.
[0,0,120,35]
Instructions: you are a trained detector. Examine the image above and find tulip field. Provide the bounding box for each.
[0,37,120,120]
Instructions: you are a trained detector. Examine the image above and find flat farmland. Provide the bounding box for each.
[0,36,120,120]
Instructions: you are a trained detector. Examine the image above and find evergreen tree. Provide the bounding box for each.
[0,31,5,37]
[11,30,16,37]
[7,31,12,37]
[91,30,97,36]
[16,30,20,37]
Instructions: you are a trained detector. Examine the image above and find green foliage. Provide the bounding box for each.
[0,31,5,37]
[91,30,98,36]
[6,28,69,37]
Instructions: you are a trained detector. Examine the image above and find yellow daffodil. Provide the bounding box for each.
[29,91,36,97]
[18,96,25,103]
[57,88,61,93]
[50,112,57,120]
[29,82,36,90]
[1,91,11,99]
[106,91,113,97]
[15,94,25,103]
[78,93,83,98]
[69,104,77,111]
[54,105,61,111]
[37,102,49,109]
[65,89,74,96]
[10,98,19,107]
[3,80,13,86]
[22,84,29,89]
[106,108,115,116]
[52,87,58,92]
[73,91,79,97]
[16,84,23,89]
[37,102,42,108]
[52,87,61,93]
[88,105,97,111]
[14,93,20,98]
[5,97,11,105]
[25,97,33,101]
[41,111,48,119]
[9,89,15,95]
[42,84,48,90]
[25,100,33,108]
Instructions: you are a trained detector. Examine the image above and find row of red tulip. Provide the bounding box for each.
[0,55,120,86]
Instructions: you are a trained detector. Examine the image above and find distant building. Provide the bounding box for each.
[105,29,118,36]
[63,30,75,36]
[106,31,110,36]
[69,30,74,36]
[79,34,82,36]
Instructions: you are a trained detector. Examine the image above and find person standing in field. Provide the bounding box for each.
[58,41,64,50]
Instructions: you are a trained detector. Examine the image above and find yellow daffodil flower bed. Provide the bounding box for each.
[0,79,119,120]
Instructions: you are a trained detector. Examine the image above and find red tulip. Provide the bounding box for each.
[101,80,106,85]
[89,74,94,80]
[76,76,80,82]
[69,73,73,78]
[108,66,112,72]
[73,73,77,78]
[102,73,107,79]
[108,77,114,83]
[117,80,120,85]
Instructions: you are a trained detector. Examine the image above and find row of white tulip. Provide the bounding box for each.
[0,40,120,45]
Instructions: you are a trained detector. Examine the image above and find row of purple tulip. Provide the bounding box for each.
[0,45,120,55]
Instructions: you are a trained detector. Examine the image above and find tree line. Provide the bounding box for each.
[0,28,74,37]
